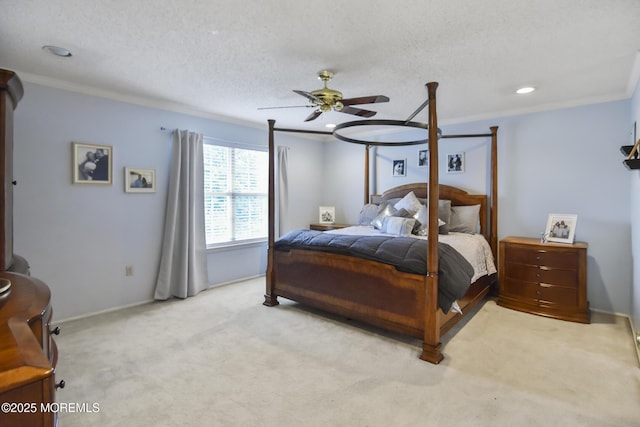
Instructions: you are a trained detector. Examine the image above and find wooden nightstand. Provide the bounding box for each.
[309,223,352,231]
[498,236,590,323]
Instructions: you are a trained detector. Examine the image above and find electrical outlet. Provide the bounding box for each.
[125,265,134,276]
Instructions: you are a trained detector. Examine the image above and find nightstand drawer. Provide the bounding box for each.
[503,278,578,306]
[507,246,578,270]
[504,263,578,287]
[537,284,577,306]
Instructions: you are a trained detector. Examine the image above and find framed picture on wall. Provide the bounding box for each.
[392,159,406,176]
[319,206,335,224]
[447,152,464,173]
[124,167,156,193]
[418,149,428,167]
[545,213,578,244]
[72,142,112,184]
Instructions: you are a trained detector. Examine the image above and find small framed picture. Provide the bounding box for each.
[545,213,578,244]
[418,149,428,167]
[447,152,464,173]
[125,167,156,193]
[392,159,406,176]
[72,142,112,184]
[319,206,335,224]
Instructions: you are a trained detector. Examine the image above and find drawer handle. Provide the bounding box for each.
[56,380,65,389]
[50,326,61,335]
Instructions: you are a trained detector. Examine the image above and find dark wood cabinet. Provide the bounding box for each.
[498,236,589,323]
[0,69,59,426]
[0,69,22,271]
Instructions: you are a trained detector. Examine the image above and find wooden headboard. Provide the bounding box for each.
[370,182,489,242]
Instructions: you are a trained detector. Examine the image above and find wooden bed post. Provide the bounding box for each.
[364,144,370,204]
[490,126,499,258]
[263,119,279,307]
[420,82,443,364]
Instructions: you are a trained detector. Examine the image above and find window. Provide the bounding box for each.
[203,141,268,247]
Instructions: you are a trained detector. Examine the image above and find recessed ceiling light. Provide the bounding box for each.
[325,123,336,129]
[42,45,72,58]
[516,86,535,94]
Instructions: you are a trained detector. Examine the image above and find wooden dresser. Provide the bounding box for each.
[0,272,60,427]
[0,69,60,426]
[498,236,589,323]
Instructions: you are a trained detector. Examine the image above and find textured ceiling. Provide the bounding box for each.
[1,0,639,132]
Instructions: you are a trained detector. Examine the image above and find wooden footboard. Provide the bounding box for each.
[264,248,496,362]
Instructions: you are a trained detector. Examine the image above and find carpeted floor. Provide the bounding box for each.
[54,277,640,427]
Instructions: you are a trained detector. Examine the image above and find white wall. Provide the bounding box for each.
[324,100,632,315]
[13,83,324,320]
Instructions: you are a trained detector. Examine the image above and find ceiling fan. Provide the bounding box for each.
[259,70,390,122]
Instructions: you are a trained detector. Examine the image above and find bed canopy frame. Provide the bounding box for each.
[264,82,498,363]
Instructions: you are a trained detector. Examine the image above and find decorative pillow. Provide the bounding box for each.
[449,204,481,234]
[371,203,398,230]
[393,191,423,216]
[382,216,416,236]
[358,203,382,226]
[413,204,445,236]
[438,200,452,234]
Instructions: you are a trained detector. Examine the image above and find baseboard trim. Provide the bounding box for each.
[55,298,155,324]
[54,274,266,325]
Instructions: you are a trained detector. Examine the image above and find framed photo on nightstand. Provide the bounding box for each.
[545,213,578,244]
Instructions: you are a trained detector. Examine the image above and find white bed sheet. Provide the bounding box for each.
[325,225,496,283]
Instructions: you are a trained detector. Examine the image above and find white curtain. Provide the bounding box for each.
[277,146,289,237]
[154,129,209,300]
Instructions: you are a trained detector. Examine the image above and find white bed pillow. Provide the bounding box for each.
[382,216,416,236]
[393,191,422,216]
[449,204,481,234]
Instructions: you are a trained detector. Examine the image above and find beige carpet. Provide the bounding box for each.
[54,277,640,427]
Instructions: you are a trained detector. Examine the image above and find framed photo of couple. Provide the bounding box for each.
[72,142,112,184]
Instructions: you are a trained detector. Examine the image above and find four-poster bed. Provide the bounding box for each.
[263,82,498,364]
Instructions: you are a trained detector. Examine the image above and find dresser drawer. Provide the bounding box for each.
[503,263,578,287]
[506,246,578,270]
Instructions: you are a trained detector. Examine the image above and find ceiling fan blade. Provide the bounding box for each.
[340,105,377,118]
[257,105,312,110]
[293,90,323,104]
[340,95,389,106]
[304,110,323,122]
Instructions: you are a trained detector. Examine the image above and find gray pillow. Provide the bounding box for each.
[358,203,382,225]
[371,203,398,230]
[449,204,481,234]
[382,217,416,236]
[438,200,451,234]
[413,204,445,236]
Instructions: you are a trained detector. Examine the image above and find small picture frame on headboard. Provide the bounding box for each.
[319,206,335,224]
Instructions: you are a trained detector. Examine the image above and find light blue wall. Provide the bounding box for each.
[630,79,640,335]
[13,83,324,320]
[323,100,632,315]
[12,81,635,320]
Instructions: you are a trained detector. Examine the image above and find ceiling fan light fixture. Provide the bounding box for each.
[516,86,535,94]
[42,45,72,58]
